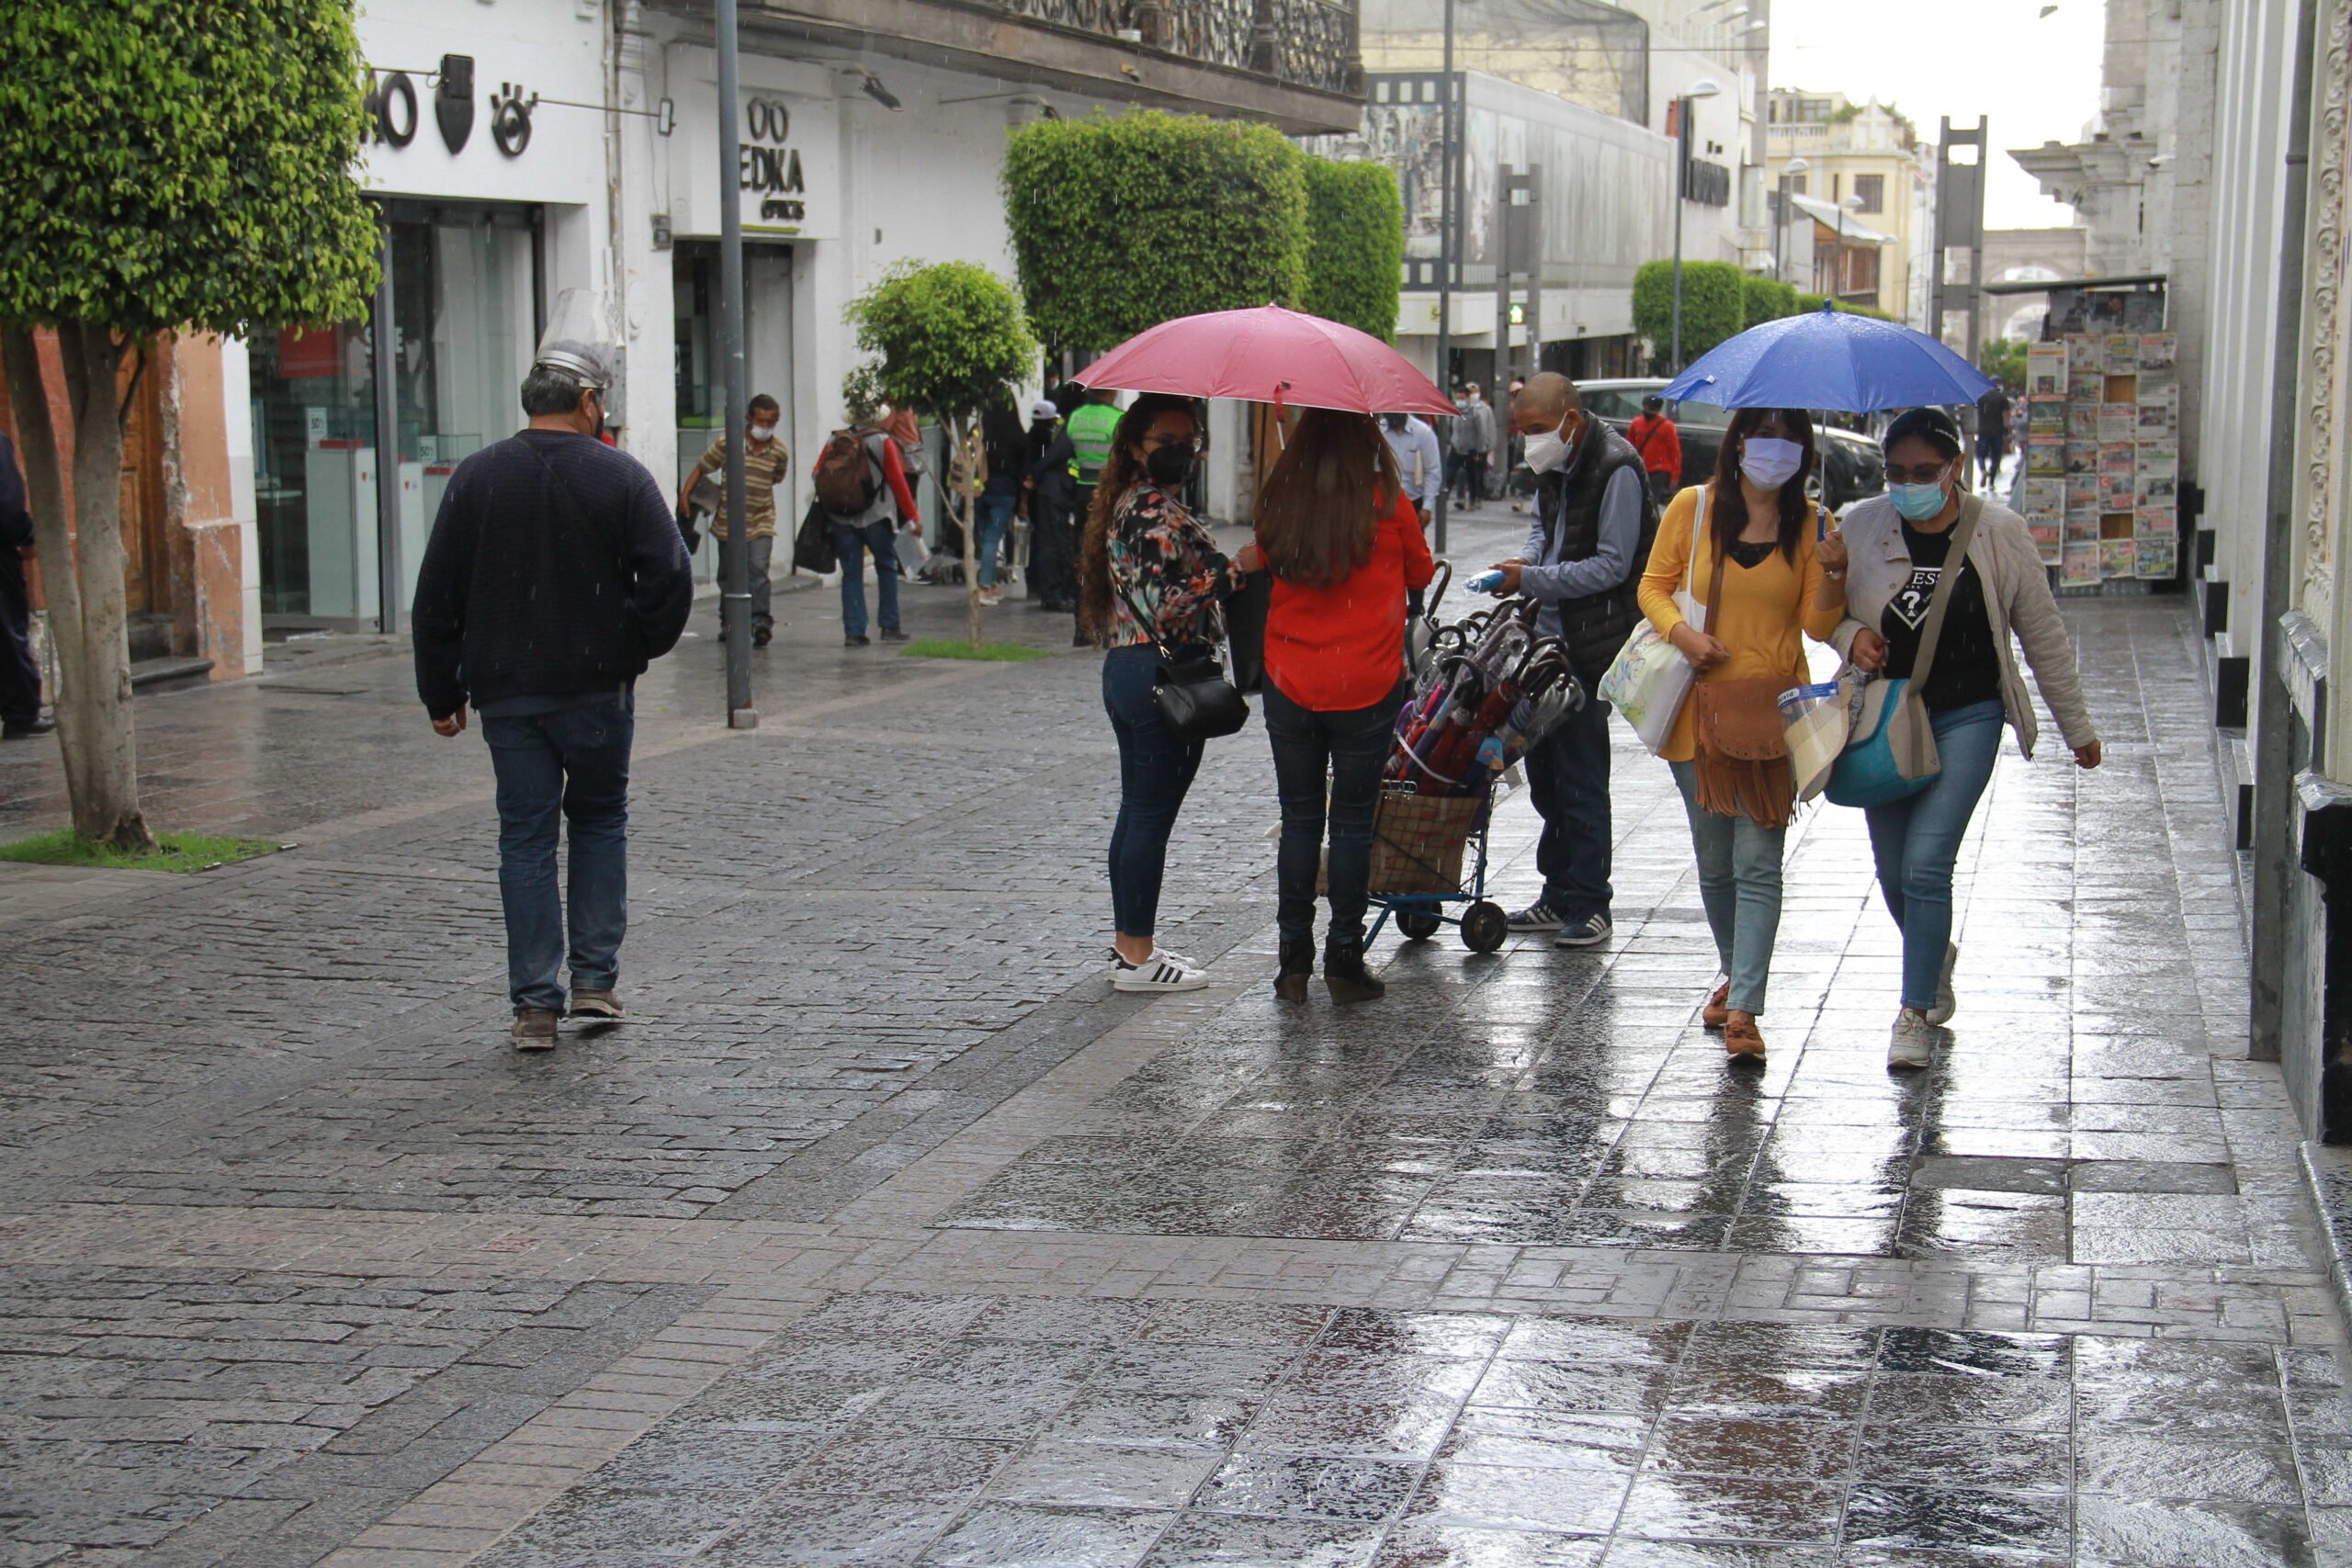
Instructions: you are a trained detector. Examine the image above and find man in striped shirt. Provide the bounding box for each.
[680,393,790,647]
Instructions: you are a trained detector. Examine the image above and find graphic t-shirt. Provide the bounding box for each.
[1881,521,2003,712]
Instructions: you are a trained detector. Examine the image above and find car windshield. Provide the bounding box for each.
[1578,389,1645,421]
[1671,400,1732,430]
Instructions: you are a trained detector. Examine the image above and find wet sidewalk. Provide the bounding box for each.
[0,558,2346,1567]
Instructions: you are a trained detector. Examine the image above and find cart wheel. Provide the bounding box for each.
[1461,900,1510,953]
[1396,908,1442,942]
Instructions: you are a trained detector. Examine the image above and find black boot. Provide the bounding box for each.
[1323,941,1385,1004]
[1274,940,1314,1004]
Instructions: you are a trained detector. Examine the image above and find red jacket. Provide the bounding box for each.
[1261,489,1437,712]
[1627,412,1682,479]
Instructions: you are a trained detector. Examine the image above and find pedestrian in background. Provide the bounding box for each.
[1453,382,1495,508]
[1023,399,1078,615]
[1253,410,1434,1006]
[1381,411,1443,525]
[412,335,693,1048]
[812,416,921,647]
[678,393,787,648]
[1637,407,1846,1060]
[1485,374,1657,949]
[1628,394,1684,512]
[1974,382,2013,490]
[1078,394,1238,994]
[1834,407,2100,1070]
[974,397,1028,607]
[0,431,51,739]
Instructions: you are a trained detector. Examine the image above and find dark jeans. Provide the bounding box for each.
[1646,469,1677,512]
[831,519,901,637]
[1264,677,1407,950]
[1458,451,1488,505]
[482,691,635,1013]
[0,553,40,725]
[1102,644,1204,939]
[1523,691,1614,922]
[1030,498,1076,607]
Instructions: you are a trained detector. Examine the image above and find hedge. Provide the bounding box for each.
[1632,260,1745,364]
[1300,156,1404,342]
[1739,276,1799,329]
[1002,111,1308,355]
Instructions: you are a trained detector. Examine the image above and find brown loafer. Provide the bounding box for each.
[1702,981,1730,1031]
[510,1008,559,1050]
[1724,1010,1765,1057]
[569,988,624,1022]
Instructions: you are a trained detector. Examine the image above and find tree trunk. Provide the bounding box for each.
[953,414,984,650]
[0,323,151,851]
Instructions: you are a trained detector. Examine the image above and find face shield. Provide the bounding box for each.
[532,288,618,416]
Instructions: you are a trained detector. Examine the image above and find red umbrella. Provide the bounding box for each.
[1075,305,1455,418]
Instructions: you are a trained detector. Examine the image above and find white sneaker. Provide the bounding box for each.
[1888,1009,1933,1071]
[1928,943,1959,1026]
[1113,949,1211,993]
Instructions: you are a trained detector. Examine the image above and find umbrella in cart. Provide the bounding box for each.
[1075,304,1455,417]
[1661,301,1996,413]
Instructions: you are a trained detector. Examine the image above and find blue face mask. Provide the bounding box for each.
[1888,471,1950,522]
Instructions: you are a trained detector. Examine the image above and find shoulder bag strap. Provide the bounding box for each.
[1907,493,1984,690]
[1703,515,1730,639]
[1686,485,1708,599]
[519,438,628,581]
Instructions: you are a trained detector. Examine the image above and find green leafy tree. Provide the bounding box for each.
[1300,157,1404,342]
[844,262,1039,649]
[1632,261,1745,368]
[0,0,379,849]
[1739,276,1800,330]
[1003,111,1308,355]
[1979,338,2029,391]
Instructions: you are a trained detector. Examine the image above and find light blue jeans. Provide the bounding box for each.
[976,493,1015,588]
[1669,760,1786,1015]
[1864,699,2005,1010]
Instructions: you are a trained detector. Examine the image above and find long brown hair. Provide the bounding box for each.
[1707,406,1816,564]
[1077,393,1205,645]
[1253,409,1404,591]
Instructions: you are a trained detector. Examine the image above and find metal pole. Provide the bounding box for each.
[1771,177,1784,280]
[716,0,755,728]
[1432,0,1455,556]
[372,219,403,634]
[1669,96,1686,373]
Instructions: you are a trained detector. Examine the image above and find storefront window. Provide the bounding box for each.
[249,204,538,626]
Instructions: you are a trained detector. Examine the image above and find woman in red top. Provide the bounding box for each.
[1254,409,1437,1004]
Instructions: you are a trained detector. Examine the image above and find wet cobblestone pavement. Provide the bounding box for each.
[2,536,2347,1565]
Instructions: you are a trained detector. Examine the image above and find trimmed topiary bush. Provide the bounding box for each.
[1633,260,1746,365]
[1300,156,1404,342]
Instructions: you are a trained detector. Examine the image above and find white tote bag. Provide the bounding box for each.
[1598,486,1708,755]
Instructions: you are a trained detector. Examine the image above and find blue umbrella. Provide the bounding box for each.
[1660,302,1995,412]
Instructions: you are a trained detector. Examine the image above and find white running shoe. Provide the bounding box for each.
[1113,949,1212,993]
[1888,1009,1934,1071]
[1928,943,1960,1026]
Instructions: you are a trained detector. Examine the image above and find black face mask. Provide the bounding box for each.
[1145,445,1196,488]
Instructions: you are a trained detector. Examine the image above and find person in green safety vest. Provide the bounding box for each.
[1063,389,1123,644]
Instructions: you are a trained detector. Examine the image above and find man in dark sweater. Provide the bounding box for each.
[1486,374,1657,950]
[412,348,693,1048]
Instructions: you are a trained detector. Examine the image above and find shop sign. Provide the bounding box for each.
[366,57,534,160]
[740,96,807,231]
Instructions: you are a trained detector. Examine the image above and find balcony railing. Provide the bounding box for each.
[989,0,1361,96]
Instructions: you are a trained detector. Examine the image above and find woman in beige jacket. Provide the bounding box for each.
[1831,409,2101,1071]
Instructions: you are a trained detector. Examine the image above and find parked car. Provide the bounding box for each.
[1574,378,1888,513]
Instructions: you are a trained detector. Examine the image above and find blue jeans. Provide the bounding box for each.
[1524,693,1614,922]
[832,519,901,637]
[1669,758,1785,1015]
[1263,677,1407,950]
[975,493,1014,588]
[1102,644,1204,940]
[482,692,635,1012]
[1865,699,2005,1010]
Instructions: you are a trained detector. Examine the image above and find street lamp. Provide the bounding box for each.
[1773,156,1808,281]
[1669,78,1723,374]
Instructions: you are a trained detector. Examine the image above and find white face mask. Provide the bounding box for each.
[1739,436,1804,491]
[750,423,775,442]
[1521,415,1578,476]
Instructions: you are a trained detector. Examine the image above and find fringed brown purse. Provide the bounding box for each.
[1691,543,1795,829]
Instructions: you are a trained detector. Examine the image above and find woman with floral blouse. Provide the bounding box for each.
[1077,394,1247,993]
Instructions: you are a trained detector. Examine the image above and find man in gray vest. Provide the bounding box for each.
[1484,374,1657,948]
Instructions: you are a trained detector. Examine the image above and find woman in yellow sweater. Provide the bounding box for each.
[1637,407,1849,1058]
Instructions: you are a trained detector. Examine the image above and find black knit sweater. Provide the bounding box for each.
[412,431,694,719]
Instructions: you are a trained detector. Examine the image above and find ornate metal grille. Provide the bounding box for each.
[978,0,1359,95]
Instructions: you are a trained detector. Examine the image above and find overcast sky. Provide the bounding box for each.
[1767,0,2108,230]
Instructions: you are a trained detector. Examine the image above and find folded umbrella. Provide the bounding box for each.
[1661,302,1995,413]
[1077,304,1455,418]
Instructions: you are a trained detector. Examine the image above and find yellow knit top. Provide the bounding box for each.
[1636,484,1849,764]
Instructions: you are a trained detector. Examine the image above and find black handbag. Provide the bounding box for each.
[791,497,837,575]
[1225,568,1270,695]
[1115,580,1249,742]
